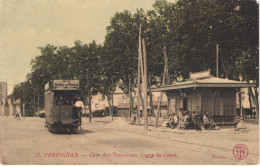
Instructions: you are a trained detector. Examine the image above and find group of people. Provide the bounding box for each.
[164,106,217,130]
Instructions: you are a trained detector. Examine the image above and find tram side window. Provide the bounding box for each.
[54,91,80,105]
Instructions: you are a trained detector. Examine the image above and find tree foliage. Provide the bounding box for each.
[10,0,258,116]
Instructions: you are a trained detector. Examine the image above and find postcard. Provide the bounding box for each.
[0,0,259,165]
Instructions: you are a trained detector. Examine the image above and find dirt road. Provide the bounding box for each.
[0,117,258,165]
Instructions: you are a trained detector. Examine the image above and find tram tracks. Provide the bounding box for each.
[89,125,257,165]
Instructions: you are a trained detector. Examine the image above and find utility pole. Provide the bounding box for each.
[142,39,148,130]
[137,51,141,125]
[137,25,142,125]
[216,44,219,78]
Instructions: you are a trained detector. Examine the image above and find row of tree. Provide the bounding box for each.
[9,0,259,119]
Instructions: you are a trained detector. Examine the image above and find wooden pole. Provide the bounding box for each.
[216,44,219,78]
[142,39,148,130]
[137,54,141,125]
[139,27,145,126]
[239,90,243,120]
[137,25,142,125]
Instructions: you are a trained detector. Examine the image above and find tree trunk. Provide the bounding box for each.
[107,95,112,117]
[249,87,259,123]
[155,46,168,128]
[149,74,154,123]
[220,57,228,78]
[248,88,252,110]
[88,94,92,123]
[239,89,243,120]
[128,77,131,121]
[111,91,114,121]
[255,88,259,123]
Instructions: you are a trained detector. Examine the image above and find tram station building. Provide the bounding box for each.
[152,70,256,124]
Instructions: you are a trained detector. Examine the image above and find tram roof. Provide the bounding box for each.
[45,87,81,91]
[45,80,80,91]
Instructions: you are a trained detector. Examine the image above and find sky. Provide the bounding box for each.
[0,0,157,95]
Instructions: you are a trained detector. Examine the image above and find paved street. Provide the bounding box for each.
[0,117,259,165]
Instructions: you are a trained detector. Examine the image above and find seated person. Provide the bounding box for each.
[169,113,178,129]
[179,110,187,129]
[203,112,216,130]
[173,113,178,125]
[185,111,194,130]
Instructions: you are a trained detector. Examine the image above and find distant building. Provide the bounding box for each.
[84,85,169,117]
[0,82,18,117]
[0,81,7,101]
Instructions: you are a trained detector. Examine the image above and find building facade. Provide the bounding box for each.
[0,81,7,101]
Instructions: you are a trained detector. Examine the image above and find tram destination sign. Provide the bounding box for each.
[53,80,80,88]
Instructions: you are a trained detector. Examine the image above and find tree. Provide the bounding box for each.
[71,40,101,122]
[98,45,119,119]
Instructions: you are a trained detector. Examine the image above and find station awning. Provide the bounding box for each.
[152,77,257,92]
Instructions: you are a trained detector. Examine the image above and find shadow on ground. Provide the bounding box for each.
[51,129,94,135]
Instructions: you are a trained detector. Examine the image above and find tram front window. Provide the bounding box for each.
[54,91,80,105]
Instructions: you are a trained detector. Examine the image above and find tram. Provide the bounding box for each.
[44,80,81,133]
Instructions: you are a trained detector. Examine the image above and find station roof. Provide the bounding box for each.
[117,101,168,109]
[151,77,257,92]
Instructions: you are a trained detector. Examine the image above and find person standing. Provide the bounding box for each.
[132,113,137,125]
[178,108,184,128]
[194,106,202,131]
[74,97,84,128]
[14,110,21,120]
